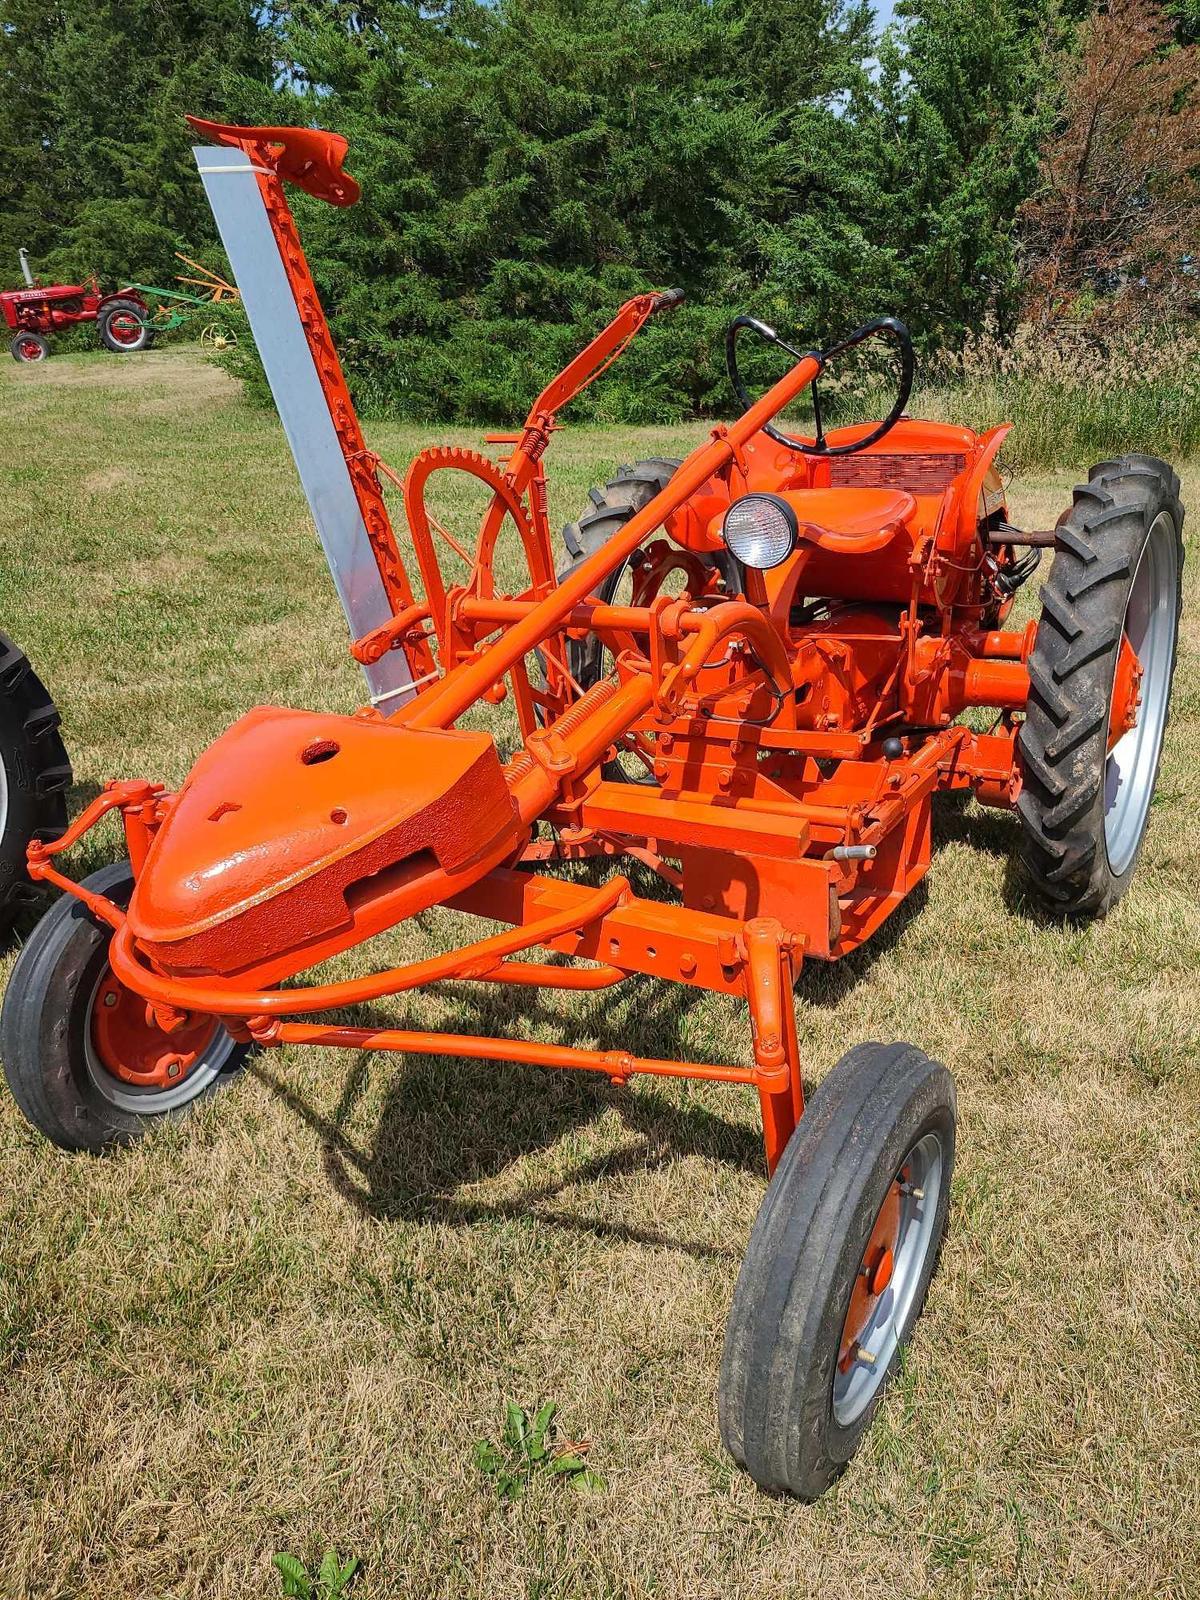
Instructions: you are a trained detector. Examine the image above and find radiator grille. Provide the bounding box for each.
[828,453,967,495]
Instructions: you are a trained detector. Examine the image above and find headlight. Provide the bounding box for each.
[721,494,798,571]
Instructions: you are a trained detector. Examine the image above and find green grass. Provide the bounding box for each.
[1,349,1198,1599]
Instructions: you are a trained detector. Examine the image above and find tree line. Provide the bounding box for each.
[2,0,1198,420]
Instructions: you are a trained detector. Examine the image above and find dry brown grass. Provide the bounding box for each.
[0,349,1197,1599]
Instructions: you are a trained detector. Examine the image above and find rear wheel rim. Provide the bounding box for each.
[832,1130,945,1427]
[84,967,236,1113]
[108,315,144,346]
[1104,510,1178,876]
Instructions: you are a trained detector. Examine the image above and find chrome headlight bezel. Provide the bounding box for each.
[720,493,798,572]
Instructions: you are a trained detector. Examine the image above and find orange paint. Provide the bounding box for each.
[91,970,221,1090]
[839,1176,904,1371]
[1109,631,1143,748]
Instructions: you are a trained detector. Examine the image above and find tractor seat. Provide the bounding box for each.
[781,487,916,554]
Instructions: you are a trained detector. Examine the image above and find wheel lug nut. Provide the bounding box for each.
[102,991,117,1008]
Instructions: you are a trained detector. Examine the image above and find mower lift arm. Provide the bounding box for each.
[526,287,684,426]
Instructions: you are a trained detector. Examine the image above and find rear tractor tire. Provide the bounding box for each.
[559,457,683,687]
[719,1041,955,1500]
[1017,455,1184,917]
[552,458,689,778]
[98,297,155,354]
[0,632,71,933]
[1,861,247,1151]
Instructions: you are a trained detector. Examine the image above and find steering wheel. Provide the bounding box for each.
[725,314,915,456]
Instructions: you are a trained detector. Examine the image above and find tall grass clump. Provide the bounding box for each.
[911,323,1200,471]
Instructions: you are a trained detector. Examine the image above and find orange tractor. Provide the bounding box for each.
[0,121,1184,1499]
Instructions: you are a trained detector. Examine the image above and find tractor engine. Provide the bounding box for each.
[651,416,1028,745]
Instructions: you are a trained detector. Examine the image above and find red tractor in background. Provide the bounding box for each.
[2,248,154,362]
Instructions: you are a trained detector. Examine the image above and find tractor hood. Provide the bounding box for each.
[127,706,524,981]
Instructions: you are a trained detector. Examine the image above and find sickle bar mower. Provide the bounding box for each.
[2,121,1184,1500]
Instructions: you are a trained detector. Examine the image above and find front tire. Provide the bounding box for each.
[1017,456,1184,917]
[1,861,246,1151]
[10,331,49,363]
[719,1041,955,1500]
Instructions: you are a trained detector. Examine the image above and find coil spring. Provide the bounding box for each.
[504,677,620,786]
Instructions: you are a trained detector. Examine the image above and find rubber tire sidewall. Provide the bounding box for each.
[0,691,43,922]
[0,636,70,931]
[719,1042,956,1500]
[98,299,154,354]
[1,861,246,1151]
[10,332,49,363]
[558,459,683,688]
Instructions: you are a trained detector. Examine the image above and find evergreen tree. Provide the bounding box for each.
[0,0,69,279]
[275,0,887,419]
[3,0,1140,419]
[0,0,277,286]
[857,0,1050,343]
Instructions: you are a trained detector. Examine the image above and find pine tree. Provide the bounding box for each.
[0,0,277,287]
[855,0,1049,343]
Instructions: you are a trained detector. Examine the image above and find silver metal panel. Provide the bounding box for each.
[192,144,412,704]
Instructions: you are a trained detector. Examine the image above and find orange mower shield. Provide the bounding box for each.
[126,708,524,980]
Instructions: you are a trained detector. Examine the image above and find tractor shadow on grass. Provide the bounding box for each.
[930,791,1042,920]
[255,804,1037,1251]
[254,974,771,1260]
[256,888,935,1257]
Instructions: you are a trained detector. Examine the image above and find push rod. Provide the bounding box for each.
[257,1021,758,1086]
[106,876,629,1018]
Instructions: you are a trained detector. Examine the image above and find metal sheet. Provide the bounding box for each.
[192,144,412,705]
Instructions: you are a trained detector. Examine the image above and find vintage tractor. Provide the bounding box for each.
[3,249,239,362]
[0,121,1184,1500]
[2,249,155,362]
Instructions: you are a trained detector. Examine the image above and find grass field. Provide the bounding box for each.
[1,349,1198,1600]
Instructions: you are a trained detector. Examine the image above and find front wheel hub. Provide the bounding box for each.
[89,969,221,1092]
